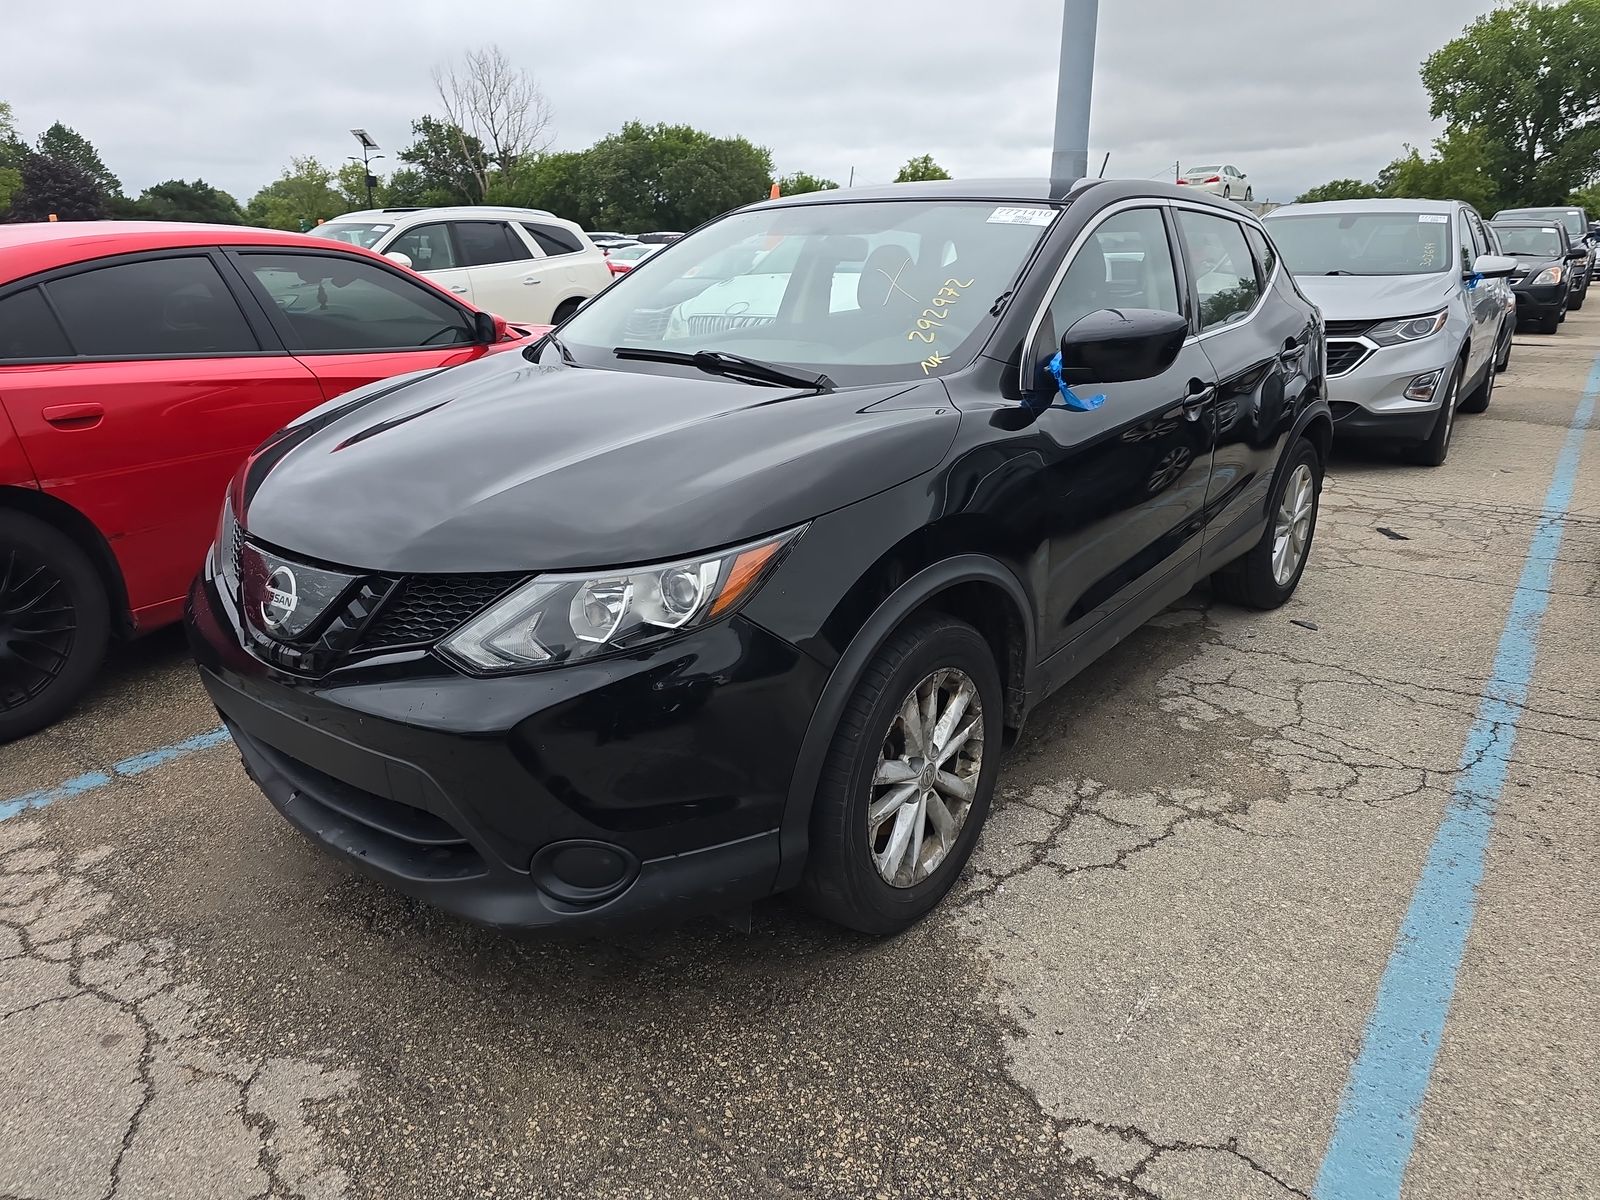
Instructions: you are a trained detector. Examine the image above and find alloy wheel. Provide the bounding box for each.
[0,545,76,713]
[868,667,985,888]
[1271,463,1316,586]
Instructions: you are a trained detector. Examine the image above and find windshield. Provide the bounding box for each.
[307,222,392,249]
[1497,209,1584,238]
[556,199,1057,384]
[1492,225,1564,257]
[1266,212,1454,276]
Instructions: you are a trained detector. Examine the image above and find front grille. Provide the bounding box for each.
[686,313,774,336]
[357,573,527,652]
[1324,319,1374,339]
[225,510,244,581]
[1325,339,1371,376]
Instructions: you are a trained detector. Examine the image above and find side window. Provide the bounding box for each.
[455,221,533,267]
[387,223,459,272]
[522,222,585,257]
[0,287,74,360]
[44,256,259,358]
[1466,211,1492,261]
[1244,225,1278,289]
[1044,208,1181,346]
[1175,210,1262,332]
[238,253,475,352]
[1457,211,1478,273]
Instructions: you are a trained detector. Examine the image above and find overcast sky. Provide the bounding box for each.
[8,0,1498,207]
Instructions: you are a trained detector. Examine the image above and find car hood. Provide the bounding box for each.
[240,351,957,574]
[1292,272,1458,322]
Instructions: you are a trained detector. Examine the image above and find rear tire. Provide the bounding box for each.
[552,298,584,325]
[0,511,111,744]
[1210,438,1321,609]
[1403,358,1463,467]
[798,615,1003,935]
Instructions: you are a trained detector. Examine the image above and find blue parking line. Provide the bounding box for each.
[0,725,232,822]
[1314,358,1599,1198]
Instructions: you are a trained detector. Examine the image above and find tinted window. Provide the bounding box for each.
[44,256,258,358]
[1244,225,1278,287]
[240,253,474,351]
[1176,210,1261,332]
[522,222,585,256]
[0,287,73,360]
[388,223,459,271]
[455,222,532,267]
[1045,208,1181,342]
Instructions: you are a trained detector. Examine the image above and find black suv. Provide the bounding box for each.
[187,179,1331,935]
[1492,205,1593,305]
[1490,219,1587,333]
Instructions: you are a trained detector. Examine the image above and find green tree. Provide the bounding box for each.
[132,179,244,224]
[245,156,345,230]
[1,103,30,212]
[335,161,385,209]
[1295,179,1380,203]
[1376,128,1498,213]
[1421,0,1600,206]
[777,172,839,196]
[4,153,106,221]
[583,121,773,229]
[486,151,593,221]
[35,121,120,198]
[895,154,951,183]
[397,115,484,204]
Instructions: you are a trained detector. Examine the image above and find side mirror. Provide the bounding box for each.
[384,251,414,270]
[1057,308,1189,386]
[1569,247,1589,261]
[1469,253,1518,280]
[472,311,505,343]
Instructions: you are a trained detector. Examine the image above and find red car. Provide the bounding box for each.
[0,221,534,741]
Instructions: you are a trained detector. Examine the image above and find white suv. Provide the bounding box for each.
[309,206,611,325]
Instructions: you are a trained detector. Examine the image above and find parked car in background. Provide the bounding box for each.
[1265,199,1516,466]
[188,178,1329,935]
[604,242,662,275]
[309,207,610,326]
[0,221,532,742]
[1178,165,1252,202]
[1491,206,1592,304]
[587,231,637,250]
[1489,220,1583,334]
[635,231,685,244]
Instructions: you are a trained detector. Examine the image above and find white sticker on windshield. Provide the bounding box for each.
[1418,214,1448,223]
[369,224,393,232]
[988,206,1054,226]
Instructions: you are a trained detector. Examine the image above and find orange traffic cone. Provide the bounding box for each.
[770,181,780,200]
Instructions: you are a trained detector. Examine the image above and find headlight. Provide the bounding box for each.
[438,528,803,674]
[1532,266,1564,287]
[210,498,235,576]
[1367,310,1449,346]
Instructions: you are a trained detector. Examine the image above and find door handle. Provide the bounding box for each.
[521,276,543,285]
[1182,384,1216,421]
[42,402,104,428]
[448,284,469,294]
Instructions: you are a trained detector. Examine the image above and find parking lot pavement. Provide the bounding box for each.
[3,318,1597,1200]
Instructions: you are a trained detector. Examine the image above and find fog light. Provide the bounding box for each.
[529,840,638,906]
[1404,372,1442,402]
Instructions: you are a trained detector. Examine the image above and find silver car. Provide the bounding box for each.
[1263,199,1517,466]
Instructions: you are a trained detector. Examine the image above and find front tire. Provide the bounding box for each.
[798,616,1002,935]
[0,511,111,744]
[1403,358,1463,466]
[1245,187,1254,202]
[1495,321,1513,372]
[1460,346,1497,414]
[1568,288,1585,311]
[1210,438,1321,609]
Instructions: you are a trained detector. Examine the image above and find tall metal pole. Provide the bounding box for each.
[1050,0,1099,194]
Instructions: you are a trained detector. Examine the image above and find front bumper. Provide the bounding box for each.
[1324,336,1455,442]
[1512,281,1566,322]
[187,563,829,930]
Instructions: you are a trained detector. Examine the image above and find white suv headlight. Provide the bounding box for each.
[1367,310,1449,346]
[439,528,803,674]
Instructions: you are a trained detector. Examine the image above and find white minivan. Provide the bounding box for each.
[310,206,611,326]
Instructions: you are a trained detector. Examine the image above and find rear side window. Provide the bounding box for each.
[1176,210,1262,332]
[238,252,475,351]
[454,221,533,267]
[45,256,259,358]
[522,222,584,256]
[0,288,73,360]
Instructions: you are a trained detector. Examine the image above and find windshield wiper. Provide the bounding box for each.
[613,347,833,391]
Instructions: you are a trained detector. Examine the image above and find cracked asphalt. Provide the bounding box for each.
[3,314,1598,1199]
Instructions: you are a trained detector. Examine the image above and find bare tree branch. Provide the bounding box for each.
[431,45,554,200]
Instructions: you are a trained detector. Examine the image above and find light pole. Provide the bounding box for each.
[1050,0,1099,195]
[350,129,381,208]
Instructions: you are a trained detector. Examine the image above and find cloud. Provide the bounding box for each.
[6,0,1496,207]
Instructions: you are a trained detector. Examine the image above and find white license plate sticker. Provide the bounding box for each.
[988,206,1055,226]
[1419,214,1449,223]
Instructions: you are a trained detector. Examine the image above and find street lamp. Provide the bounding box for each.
[349,129,382,208]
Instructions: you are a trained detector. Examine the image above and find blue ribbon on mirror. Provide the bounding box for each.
[1465,272,1482,291]
[1046,351,1106,412]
